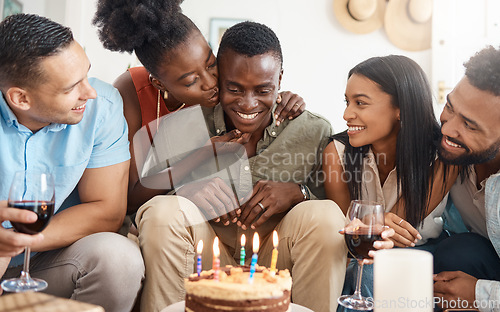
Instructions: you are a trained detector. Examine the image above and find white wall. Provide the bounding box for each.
[64,0,140,83]
[17,0,431,131]
[16,0,45,16]
[19,0,138,86]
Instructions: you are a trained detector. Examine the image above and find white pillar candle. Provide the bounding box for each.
[374,249,433,312]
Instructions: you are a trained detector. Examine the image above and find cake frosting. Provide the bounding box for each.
[185,265,292,312]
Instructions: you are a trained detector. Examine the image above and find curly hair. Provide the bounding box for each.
[217,21,283,69]
[93,0,197,77]
[0,14,73,90]
[464,45,500,96]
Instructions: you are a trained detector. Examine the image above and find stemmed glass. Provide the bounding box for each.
[1,170,55,292]
[338,200,385,310]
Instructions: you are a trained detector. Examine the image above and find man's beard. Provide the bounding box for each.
[438,135,500,166]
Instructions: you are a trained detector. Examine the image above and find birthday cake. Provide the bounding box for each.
[184,265,292,312]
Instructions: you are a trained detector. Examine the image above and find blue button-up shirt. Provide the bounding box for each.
[1,78,130,266]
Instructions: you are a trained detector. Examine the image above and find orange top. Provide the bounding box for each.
[128,66,172,127]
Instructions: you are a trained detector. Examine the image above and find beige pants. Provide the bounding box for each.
[136,195,347,312]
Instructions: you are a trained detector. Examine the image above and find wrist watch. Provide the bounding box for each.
[299,184,310,201]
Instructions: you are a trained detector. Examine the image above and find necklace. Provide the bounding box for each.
[156,90,186,131]
[171,102,186,113]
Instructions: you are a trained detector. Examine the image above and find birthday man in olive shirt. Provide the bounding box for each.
[134,21,347,312]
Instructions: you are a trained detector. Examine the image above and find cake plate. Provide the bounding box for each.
[161,301,313,312]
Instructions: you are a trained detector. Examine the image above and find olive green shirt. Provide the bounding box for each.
[184,104,333,256]
[200,104,331,196]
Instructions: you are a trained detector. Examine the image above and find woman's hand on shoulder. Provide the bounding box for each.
[274,91,305,126]
[384,212,422,248]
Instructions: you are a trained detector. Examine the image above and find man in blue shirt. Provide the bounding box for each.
[0,14,144,311]
[433,46,500,311]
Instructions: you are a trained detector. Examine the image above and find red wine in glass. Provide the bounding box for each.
[1,170,55,293]
[345,229,383,260]
[338,200,385,311]
[9,201,55,235]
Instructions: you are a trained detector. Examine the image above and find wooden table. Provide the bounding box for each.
[0,292,104,312]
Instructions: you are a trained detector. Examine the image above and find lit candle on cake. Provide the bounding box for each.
[196,240,203,276]
[270,230,279,274]
[249,233,259,283]
[240,234,246,265]
[213,237,220,281]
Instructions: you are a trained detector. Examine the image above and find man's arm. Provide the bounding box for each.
[30,161,129,252]
[476,279,500,312]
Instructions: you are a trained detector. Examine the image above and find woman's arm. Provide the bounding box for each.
[387,161,459,247]
[322,141,351,214]
[114,71,166,214]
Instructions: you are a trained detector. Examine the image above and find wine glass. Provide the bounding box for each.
[1,170,55,292]
[338,200,385,310]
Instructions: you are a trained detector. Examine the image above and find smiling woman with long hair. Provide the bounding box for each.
[322,55,459,303]
[323,55,458,246]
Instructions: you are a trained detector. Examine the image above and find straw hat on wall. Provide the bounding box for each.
[333,0,386,34]
[384,0,433,51]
